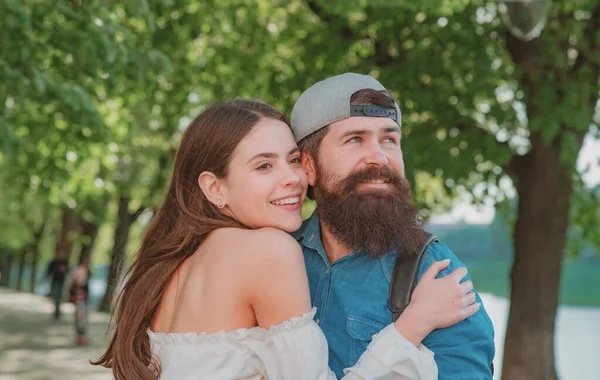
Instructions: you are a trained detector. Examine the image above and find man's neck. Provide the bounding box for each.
[319,222,354,265]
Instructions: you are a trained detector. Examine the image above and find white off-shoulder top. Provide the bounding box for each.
[148,308,437,380]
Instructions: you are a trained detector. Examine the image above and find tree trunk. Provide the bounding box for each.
[29,249,39,293]
[55,208,78,261]
[29,220,48,293]
[16,249,28,291]
[99,196,143,312]
[77,220,100,265]
[501,132,580,380]
[1,253,13,287]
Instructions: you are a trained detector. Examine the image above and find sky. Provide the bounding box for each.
[430,133,600,224]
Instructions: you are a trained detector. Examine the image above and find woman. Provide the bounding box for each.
[70,257,91,345]
[93,99,480,379]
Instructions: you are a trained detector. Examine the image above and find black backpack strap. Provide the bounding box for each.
[388,233,439,322]
[388,234,495,375]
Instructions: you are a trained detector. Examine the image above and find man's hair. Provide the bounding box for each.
[298,88,398,199]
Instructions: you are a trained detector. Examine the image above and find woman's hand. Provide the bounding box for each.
[393,259,480,346]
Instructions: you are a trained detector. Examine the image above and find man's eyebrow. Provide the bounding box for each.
[340,125,401,140]
[340,129,369,139]
[382,125,402,134]
[246,147,300,164]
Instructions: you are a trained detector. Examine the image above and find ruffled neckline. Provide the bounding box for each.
[148,307,317,345]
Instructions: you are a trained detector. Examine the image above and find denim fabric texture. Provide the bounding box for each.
[292,213,496,379]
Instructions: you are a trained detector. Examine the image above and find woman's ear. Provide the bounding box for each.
[301,152,317,186]
[198,171,228,208]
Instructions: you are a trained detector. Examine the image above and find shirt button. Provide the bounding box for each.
[315,318,320,325]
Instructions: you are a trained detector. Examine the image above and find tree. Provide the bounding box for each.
[96,1,212,311]
[0,0,178,297]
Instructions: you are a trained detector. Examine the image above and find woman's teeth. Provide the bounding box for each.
[271,196,300,205]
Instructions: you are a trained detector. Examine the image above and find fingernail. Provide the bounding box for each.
[443,259,451,263]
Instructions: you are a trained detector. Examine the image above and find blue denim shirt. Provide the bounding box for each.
[293,213,495,379]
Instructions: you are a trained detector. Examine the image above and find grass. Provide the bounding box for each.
[462,257,600,307]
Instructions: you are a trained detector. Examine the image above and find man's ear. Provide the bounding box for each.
[198,171,228,208]
[301,152,317,186]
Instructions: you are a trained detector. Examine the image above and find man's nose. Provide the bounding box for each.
[364,144,389,167]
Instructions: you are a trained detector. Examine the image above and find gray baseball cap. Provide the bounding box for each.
[290,72,401,142]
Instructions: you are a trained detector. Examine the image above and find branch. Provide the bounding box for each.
[454,122,521,178]
[455,122,514,152]
[571,3,600,74]
[373,39,395,66]
[304,1,394,67]
[129,154,171,225]
[131,205,146,223]
[305,0,354,39]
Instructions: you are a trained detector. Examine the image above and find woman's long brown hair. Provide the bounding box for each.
[91,99,288,379]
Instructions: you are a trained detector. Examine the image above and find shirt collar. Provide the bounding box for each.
[379,252,396,283]
[300,212,375,267]
[298,211,398,274]
[301,212,330,265]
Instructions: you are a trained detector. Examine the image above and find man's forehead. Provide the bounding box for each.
[329,116,401,133]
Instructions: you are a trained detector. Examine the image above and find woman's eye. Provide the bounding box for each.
[290,157,301,164]
[257,163,272,170]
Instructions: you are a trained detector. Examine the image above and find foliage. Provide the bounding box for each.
[1,3,599,368]
[190,0,600,244]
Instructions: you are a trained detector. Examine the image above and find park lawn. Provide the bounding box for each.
[462,257,600,307]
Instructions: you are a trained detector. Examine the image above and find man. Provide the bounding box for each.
[46,258,68,320]
[290,73,495,379]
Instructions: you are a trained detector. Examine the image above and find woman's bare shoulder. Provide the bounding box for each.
[213,227,299,252]
[207,227,304,271]
[202,228,310,328]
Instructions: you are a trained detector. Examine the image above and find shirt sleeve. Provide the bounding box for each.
[418,242,496,380]
[252,309,437,380]
[343,323,438,380]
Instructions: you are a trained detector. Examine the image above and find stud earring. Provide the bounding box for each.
[217,200,225,209]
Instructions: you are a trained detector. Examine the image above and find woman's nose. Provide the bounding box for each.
[281,164,302,186]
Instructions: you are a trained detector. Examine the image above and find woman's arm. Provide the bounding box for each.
[246,228,312,329]
[244,228,438,379]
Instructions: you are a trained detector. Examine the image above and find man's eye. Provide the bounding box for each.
[383,137,398,144]
[347,137,361,143]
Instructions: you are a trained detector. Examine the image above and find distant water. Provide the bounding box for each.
[480,293,600,380]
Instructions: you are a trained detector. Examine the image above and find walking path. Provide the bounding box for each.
[0,288,112,380]
[1,287,598,379]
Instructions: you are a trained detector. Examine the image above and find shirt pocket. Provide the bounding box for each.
[346,315,387,366]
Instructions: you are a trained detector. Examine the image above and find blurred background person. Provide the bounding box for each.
[46,258,68,320]
[70,257,91,345]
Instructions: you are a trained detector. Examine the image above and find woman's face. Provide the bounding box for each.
[220,117,308,232]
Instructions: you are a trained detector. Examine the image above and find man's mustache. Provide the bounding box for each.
[342,167,404,194]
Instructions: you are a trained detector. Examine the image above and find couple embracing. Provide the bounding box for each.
[93,73,495,379]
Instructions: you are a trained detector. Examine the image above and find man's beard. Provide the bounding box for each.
[313,165,428,258]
